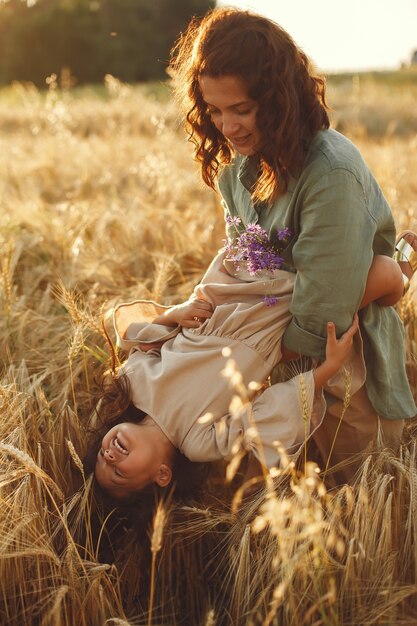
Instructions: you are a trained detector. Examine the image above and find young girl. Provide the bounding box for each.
[93,245,412,500]
[166,7,416,482]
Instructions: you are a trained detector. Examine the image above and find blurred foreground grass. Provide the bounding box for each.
[1,73,417,625]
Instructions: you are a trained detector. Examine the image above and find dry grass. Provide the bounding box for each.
[1,74,417,625]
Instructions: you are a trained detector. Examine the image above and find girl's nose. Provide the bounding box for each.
[104,448,115,463]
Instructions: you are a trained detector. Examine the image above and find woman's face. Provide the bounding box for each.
[94,422,172,500]
[199,74,260,156]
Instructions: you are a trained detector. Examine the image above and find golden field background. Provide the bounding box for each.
[1,72,417,625]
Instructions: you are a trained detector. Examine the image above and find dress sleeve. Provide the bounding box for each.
[283,168,376,359]
[182,372,326,468]
[112,300,181,351]
[248,372,326,467]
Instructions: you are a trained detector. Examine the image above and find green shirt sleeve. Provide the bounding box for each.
[282,167,376,359]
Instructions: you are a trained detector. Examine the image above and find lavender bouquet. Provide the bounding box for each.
[224,216,291,306]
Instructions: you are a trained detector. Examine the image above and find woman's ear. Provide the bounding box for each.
[154,464,173,488]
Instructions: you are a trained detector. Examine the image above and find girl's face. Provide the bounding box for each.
[199,74,260,156]
[94,421,173,500]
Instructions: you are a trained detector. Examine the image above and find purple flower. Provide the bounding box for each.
[226,215,242,226]
[225,222,285,275]
[262,294,278,307]
[277,226,292,241]
[224,223,286,306]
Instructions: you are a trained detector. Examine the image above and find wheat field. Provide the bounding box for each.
[1,73,417,625]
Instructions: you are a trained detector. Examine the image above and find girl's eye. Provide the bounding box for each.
[208,109,220,116]
[114,468,123,477]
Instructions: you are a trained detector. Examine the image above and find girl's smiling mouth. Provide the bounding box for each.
[113,435,129,455]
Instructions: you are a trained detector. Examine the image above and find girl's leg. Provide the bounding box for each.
[360,231,417,309]
[360,255,403,308]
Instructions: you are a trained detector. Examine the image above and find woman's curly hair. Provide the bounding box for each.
[169,7,330,204]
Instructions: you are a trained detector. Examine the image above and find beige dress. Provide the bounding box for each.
[113,251,365,468]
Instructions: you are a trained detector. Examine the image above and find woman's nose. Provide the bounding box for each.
[221,115,239,137]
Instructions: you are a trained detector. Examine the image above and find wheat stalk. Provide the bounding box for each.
[298,372,310,474]
[0,442,64,500]
[323,366,353,480]
[0,240,14,322]
[66,439,85,479]
[148,500,167,626]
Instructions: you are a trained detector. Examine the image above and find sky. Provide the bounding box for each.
[219,0,417,72]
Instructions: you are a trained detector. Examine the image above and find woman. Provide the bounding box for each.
[169,7,416,482]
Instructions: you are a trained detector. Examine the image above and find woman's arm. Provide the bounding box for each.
[281,252,404,363]
[282,168,378,360]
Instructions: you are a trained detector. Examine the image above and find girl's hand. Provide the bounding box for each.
[313,314,359,390]
[325,313,359,371]
[153,298,213,328]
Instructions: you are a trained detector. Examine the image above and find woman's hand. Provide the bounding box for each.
[153,298,214,328]
[313,313,359,390]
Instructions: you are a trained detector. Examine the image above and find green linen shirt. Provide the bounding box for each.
[218,128,416,420]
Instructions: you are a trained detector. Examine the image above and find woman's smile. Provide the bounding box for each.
[229,133,252,148]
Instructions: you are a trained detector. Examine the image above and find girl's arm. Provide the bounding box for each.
[132,298,213,351]
[312,314,359,390]
[183,315,359,466]
[112,298,212,353]
[152,298,213,329]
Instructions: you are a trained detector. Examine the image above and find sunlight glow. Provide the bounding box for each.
[220,0,417,72]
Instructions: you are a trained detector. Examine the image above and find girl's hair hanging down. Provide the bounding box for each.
[169,7,329,204]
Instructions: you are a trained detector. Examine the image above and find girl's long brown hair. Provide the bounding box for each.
[169,7,329,204]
